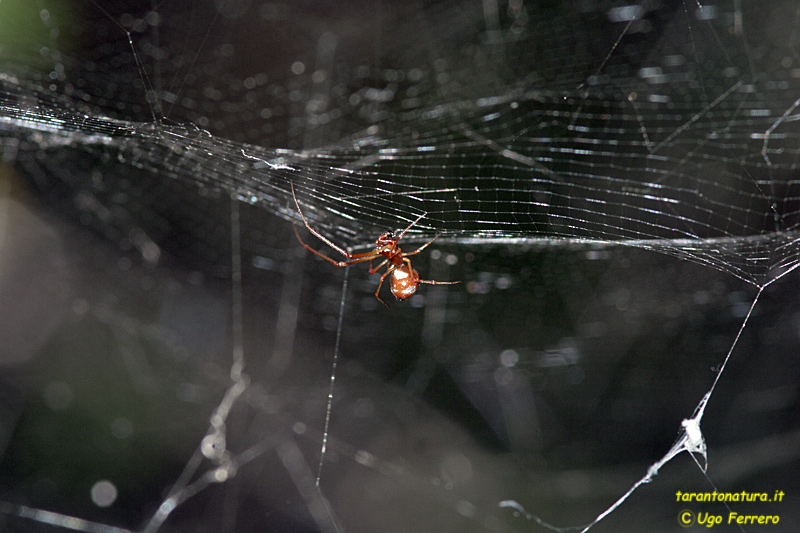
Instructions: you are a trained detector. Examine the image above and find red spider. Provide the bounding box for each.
[291,184,459,306]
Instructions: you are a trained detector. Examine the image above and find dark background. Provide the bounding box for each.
[1,1,799,531]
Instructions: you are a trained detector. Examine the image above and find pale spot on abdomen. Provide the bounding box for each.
[391,265,420,299]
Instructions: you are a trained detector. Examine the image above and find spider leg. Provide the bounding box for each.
[369,257,390,274]
[402,233,441,257]
[418,279,460,285]
[293,224,379,267]
[374,265,396,307]
[291,183,379,265]
[411,256,459,286]
[291,183,374,259]
[395,212,427,242]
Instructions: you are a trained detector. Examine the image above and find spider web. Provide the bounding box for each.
[1,0,799,532]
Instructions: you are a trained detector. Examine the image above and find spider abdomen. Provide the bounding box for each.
[390,264,420,300]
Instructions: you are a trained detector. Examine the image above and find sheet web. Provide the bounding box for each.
[1,0,800,532]
[3,10,800,286]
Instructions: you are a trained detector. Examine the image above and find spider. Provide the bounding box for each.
[291,184,459,306]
